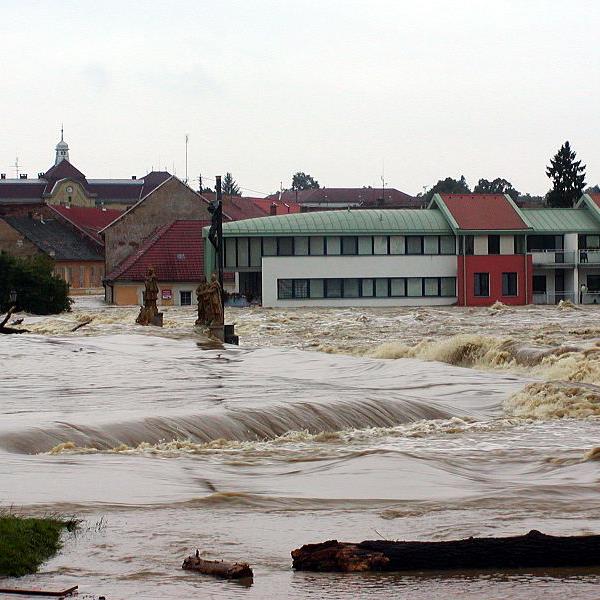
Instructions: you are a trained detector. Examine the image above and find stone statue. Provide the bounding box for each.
[136,267,163,326]
[195,280,210,326]
[196,273,223,327]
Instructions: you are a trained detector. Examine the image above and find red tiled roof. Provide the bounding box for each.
[200,193,267,221]
[106,220,209,282]
[589,194,600,210]
[265,187,418,208]
[439,194,530,230]
[252,198,301,215]
[50,205,122,243]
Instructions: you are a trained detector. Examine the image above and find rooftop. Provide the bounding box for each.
[4,216,103,261]
[522,208,600,233]
[434,194,531,232]
[49,205,123,243]
[217,209,452,236]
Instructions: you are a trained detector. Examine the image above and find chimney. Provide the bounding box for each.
[270,202,277,216]
[38,172,44,178]
[0,174,5,179]
[377,196,384,207]
[132,175,137,180]
[20,174,28,179]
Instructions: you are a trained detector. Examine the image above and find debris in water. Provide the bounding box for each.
[182,551,253,579]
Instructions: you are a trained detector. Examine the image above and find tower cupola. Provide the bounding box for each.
[55,126,70,164]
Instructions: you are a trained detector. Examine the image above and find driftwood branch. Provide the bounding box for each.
[71,318,93,332]
[182,553,253,579]
[292,530,600,573]
[0,306,29,334]
[0,585,78,597]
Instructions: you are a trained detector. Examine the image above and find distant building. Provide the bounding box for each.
[264,187,422,212]
[0,213,104,293]
[204,193,600,307]
[0,132,172,214]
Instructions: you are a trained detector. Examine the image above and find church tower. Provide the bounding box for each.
[54,126,70,164]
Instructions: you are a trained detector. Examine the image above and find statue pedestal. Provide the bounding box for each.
[209,325,224,341]
[208,324,239,345]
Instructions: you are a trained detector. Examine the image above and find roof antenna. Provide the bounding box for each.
[184,134,189,184]
[13,156,20,177]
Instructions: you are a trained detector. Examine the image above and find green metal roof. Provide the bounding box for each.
[521,208,600,233]
[216,209,453,236]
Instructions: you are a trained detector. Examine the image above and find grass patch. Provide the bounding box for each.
[0,513,78,577]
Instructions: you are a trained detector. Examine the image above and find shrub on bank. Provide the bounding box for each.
[0,252,72,315]
[0,514,78,577]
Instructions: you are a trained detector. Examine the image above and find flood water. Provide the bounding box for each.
[2,298,600,599]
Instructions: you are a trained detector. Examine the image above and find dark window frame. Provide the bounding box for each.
[474,272,490,297]
[502,272,518,297]
[488,235,500,255]
[179,290,192,306]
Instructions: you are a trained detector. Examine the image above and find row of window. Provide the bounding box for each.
[277,277,457,300]
[225,235,457,268]
[460,235,526,255]
[473,272,518,297]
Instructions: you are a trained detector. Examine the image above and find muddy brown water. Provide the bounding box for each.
[2,298,600,598]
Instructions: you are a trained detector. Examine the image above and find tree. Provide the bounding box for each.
[291,172,320,191]
[545,141,586,207]
[222,172,241,196]
[474,178,520,201]
[0,253,72,314]
[423,175,470,202]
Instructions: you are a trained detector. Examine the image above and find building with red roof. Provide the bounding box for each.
[49,205,122,245]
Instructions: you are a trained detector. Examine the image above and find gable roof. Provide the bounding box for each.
[217,209,452,236]
[201,193,268,220]
[3,216,103,261]
[105,220,209,282]
[431,193,531,232]
[49,205,122,243]
[251,197,302,215]
[44,159,87,183]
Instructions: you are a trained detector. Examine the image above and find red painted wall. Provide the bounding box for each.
[457,255,533,306]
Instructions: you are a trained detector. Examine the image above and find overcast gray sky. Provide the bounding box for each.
[1,0,598,196]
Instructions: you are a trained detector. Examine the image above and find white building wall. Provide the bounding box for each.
[474,236,487,255]
[262,255,457,307]
[500,235,513,255]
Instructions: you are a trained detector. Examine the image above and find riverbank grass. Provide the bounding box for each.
[0,514,78,577]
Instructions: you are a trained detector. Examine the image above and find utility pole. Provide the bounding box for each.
[13,157,20,177]
[184,134,189,184]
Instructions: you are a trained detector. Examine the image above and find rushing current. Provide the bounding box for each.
[2,298,600,599]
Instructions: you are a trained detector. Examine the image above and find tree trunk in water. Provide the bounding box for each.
[292,531,600,573]
[182,555,253,579]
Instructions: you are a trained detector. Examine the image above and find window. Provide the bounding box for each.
[407,278,422,296]
[309,236,325,255]
[424,277,439,296]
[474,273,489,297]
[237,238,249,267]
[277,237,293,256]
[488,235,500,255]
[373,236,388,255]
[513,235,525,255]
[294,279,309,298]
[325,278,342,298]
[358,236,373,255]
[294,237,309,256]
[180,291,192,306]
[406,236,423,255]
[533,275,546,294]
[390,278,406,296]
[310,279,324,298]
[362,278,374,297]
[250,238,262,267]
[440,236,455,254]
[326,236,341,255]
[278,279,293,299]
[588,275,600,292]
[262,237,277,256]
[389,236,405,255]
[464,235,474,255]
[424,236,439,255]
[341,237,358,255]
[225,238,237,267]
[502,272,518,296]
[375,278,388,297]
[343,278,360,297]
[441,277,456,297]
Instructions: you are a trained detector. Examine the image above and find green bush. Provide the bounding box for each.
[0,252,72,315]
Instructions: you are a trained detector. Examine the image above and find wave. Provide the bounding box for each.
[0,396,458,455]
[367,334,600,384]
[504,381,600,420]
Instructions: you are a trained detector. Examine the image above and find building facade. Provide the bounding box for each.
[204,193,600,307]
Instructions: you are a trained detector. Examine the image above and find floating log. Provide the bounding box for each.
[182,552,253,579]
[0,306,28,334]
[0,585,78,596]
[292,530,600,573]
[71,318,93,332]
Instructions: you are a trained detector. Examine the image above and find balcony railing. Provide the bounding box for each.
[579,249,600,265]
[529,250,577,266]
[532,292,576,305]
